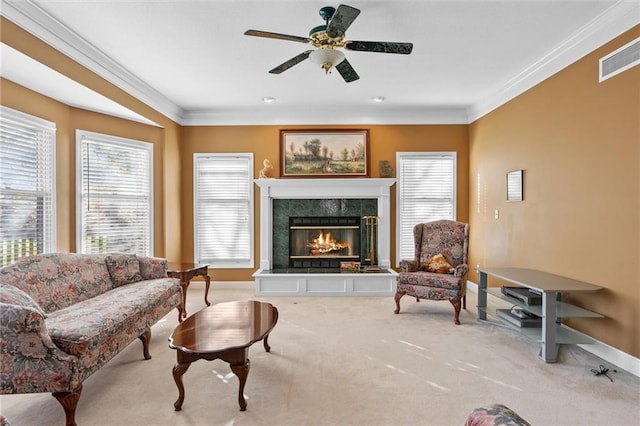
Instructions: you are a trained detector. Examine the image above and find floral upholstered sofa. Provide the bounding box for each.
[0,252,183,426]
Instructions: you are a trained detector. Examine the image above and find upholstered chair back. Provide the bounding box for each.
[414,220,469,268]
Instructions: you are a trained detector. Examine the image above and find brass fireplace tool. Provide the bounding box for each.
[363,215,379,272]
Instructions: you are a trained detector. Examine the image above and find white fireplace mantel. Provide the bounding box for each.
[253,178,397,297]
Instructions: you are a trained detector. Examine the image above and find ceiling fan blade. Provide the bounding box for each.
[269,50,313,74]
[345,41,413,54]
[244,30,310,44]
[326,4,361,38]
[335,58,360,83]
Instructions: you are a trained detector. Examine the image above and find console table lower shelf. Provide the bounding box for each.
[477,267,603,363]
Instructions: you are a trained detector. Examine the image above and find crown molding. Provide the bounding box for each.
[1,0,185,124]
[466,0,640,123]
[2,0,637,126]
[180,106,470,126]
[1,41,161,127]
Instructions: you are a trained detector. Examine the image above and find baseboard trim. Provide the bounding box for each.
[576,337,640,378]
[466,280,640,378]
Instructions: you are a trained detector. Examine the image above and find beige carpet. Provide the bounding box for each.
[1,284,639,426]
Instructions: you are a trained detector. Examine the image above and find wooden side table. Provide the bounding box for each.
[167,263,211,321]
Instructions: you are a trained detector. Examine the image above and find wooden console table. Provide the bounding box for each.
[477,267,603,363]
[167,263,211,321]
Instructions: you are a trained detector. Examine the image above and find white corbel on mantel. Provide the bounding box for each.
[253,178,398,296]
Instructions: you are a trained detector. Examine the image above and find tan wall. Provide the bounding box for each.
[1,18,183,258]
[0,79,175,256]
[469,26,640,357]
[180,124,469,281]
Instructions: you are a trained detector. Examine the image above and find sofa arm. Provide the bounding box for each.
[137,256,169,280]
[1,302,79,394]
[454,264,469,278]
[400,259,420,272]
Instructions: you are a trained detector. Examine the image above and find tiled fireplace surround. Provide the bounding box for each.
[253,178,397,296]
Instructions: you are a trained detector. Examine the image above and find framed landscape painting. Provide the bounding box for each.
[280,129,369,178]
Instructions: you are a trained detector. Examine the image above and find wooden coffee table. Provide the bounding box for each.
[168,300,278,412]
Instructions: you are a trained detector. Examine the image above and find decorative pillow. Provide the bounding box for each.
[421,253,455,274]
[105,254,142,287]
[138,256,169,280]
[0,283,47,317]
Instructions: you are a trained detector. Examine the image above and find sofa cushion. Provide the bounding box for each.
[44,277,181,381]
[0,282,47,317]
[137,256,169,280]
[0,253,113,313]
[105,254,142,287]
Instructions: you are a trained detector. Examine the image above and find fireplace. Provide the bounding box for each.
[271,198,376,269]
[289,216,361,268]
[253,178,397,296]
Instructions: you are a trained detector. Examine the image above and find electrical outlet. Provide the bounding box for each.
[494,209,499,219]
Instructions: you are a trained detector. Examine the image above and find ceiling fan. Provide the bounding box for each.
[244,4,413,82]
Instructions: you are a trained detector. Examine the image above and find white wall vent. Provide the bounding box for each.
[599,36,640,82]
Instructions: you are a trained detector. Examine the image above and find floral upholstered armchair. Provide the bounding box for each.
[394,220,470,324]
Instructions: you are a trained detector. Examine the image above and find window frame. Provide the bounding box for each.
[75,129,154,256]
[0,106,56,265]
[193,153,254,269]
[395,151,457,266]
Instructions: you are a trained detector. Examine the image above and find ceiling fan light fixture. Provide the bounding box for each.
[262,96,276,103]
[246,4,412,82]
[309,49,345,74]
[370,96,385,103]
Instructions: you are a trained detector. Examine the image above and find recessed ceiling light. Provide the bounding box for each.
[262,96,276,103]
[370,96,385,103]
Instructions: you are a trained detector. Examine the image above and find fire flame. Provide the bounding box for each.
[308,231,349,255]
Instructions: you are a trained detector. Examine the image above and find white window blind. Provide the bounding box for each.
[194,153,253,268]
[0,107,56,266]
[76,130,153,255]
[396,152,456,263]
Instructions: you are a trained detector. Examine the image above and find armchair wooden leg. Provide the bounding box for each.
[450,299,462,325]
[394,293,404,314]
[463,294,467,310]
[52,384,82,426]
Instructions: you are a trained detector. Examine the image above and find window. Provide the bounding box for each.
[396,152,456,264]
[76,130,153,255]
[194,153,253,268]
[0,106,56,267]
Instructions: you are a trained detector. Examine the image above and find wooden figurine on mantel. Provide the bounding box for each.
[259,158,274,178]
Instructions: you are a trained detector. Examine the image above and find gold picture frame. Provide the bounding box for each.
[280,129,369,178]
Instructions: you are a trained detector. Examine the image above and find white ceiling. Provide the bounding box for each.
[1,1,638,126]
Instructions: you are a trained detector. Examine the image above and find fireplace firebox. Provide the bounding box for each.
[289,216,361,268]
